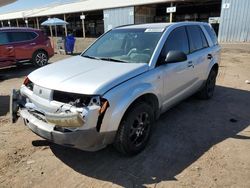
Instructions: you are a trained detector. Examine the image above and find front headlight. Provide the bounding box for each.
[23,77,34,91]
[52,90,109,111]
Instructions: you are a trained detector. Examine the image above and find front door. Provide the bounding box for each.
[157,26,196,110]
[0,32,15,68]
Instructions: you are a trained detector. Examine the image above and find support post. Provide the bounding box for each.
[49,26,53,37]
[8,20,11,27]
[16,19,19,27]
[49,25,54,49]
[81,13,86,38]
[33,19,36,28]
[1,21,3,27]
[25,19,28,27]
[55,25,57,37]
[169,2,173,23]
[36,17,39,29]
[64,14,67,36]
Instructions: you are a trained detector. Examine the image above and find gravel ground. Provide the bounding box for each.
[0,44,249,188]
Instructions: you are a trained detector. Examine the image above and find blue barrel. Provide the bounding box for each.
[65,34,76,54]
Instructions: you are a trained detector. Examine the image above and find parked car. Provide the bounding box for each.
[0,27,54,68]
[10,22,220,155]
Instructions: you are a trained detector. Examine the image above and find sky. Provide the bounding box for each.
[0,0,78,14]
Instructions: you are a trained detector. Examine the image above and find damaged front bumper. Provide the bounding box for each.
[10,88,115,151]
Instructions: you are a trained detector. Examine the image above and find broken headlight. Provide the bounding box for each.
[53,90,108,109]
[23,77,34,91]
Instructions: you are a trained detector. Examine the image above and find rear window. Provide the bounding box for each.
[186,25,208,53]
[8,31,37,43]
[204,24,218,46]
[0,32,9,45]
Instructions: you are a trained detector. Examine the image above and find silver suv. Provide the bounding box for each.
[11,22,221,155]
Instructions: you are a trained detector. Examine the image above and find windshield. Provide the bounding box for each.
[82,28,164,64]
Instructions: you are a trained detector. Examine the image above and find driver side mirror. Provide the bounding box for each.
[165,50,187,64]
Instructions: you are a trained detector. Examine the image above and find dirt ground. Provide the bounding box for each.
[0,44,249,188]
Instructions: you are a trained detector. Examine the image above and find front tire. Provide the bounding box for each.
[32,51,48,67]
[114,102,154,155]
[197,68,217,99]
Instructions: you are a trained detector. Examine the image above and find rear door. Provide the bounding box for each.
[203,24,221,73]
[158,26,196,109]
[0,32,15,68]
[186,25,211,86]
[8,31,37,61]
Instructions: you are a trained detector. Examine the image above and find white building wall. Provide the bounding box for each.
[219,0,250,42]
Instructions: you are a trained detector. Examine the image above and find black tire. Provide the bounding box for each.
[114,102,154,155]
[32,50,48,67]
[196,68,217,99]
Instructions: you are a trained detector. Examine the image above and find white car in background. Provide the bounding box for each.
[11,22,220,155]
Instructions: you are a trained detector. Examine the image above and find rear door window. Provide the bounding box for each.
[186,25,208,53]
[8,31,37,43]
[204,24,218,46]
[0,32,10,45]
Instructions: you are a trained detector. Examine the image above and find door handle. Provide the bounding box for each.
[6,46,13,50]
[207,54,213,60]
[30,43,36,45]
[187,61,194,68]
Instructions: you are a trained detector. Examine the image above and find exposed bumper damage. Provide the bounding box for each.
[10,87,115,151]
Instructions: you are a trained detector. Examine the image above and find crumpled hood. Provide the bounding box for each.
[28,56,148,95]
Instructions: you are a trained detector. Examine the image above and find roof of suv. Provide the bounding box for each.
[115,21,209,30]
[0,27,41,32]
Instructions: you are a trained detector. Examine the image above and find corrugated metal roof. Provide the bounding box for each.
[0,7,49,20]
[0,0,178,21]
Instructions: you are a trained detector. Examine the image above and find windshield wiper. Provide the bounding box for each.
[99,57,127,63]
[82,55,100,60]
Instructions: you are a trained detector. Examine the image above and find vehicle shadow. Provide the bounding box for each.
[0,95,10,116]
[0,64,36,81]
[39,85,250,186]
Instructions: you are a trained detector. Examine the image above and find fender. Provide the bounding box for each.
[100,72,163,133]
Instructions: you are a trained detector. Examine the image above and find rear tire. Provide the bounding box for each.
[32,50,48,67]
[114,102,154,155]
[196,68,217,99]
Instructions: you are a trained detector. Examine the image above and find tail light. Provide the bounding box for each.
[23,77,34,91]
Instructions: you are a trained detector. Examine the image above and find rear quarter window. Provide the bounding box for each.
[204,25,218,46]
[27,32,38,39]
